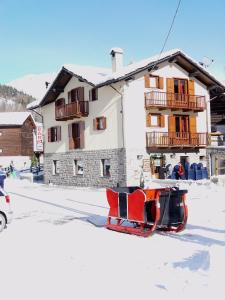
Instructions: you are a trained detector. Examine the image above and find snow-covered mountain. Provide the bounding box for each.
[0,84,35,112]
[7,73,56,100]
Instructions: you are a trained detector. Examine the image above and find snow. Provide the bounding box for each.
[0,178,225,300]
[7,50,225,109]
[0,111,34,126]
[7,73,56,100]
[63,64,111,85]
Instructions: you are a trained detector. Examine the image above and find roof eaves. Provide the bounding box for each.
[95,51,182,88]
[38,67,96,107]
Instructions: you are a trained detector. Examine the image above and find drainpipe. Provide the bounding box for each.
[109,85,125,149]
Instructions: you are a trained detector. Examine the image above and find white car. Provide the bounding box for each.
[0,187,13,232]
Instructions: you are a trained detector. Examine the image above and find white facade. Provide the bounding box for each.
[41,77,123,153]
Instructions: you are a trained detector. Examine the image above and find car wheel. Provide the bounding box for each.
[0,213,6,232]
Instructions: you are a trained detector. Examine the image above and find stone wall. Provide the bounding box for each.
[44,148,127,188]
[207,147,225,176]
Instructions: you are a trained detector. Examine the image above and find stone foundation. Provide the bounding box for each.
[44,148,127,188]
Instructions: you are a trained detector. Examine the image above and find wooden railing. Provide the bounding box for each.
[55,101,89,120]
[145,91,206,111]
[146,132,208,148]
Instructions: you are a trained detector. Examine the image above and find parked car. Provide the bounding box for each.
[0,187,13,232]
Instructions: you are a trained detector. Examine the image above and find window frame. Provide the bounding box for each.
[94,117,107,130]
[146,113,164,128]
[149,75,159,88]
[73,159,84,176]
[52,160,60,175]
[89,88,98,101]
[48,126,61,143]
[101,159,111,177]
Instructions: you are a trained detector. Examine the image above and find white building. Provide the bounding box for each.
[35,48,225,187]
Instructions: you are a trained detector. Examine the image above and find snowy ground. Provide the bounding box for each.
[0,178,225,300]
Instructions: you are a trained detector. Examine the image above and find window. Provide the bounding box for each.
[48,126,61,142]
[68,87,84,103]
[145,75,164,89]
[0,132,2,136]
[73,160,84,176]
[174,79,188,95]
[93,117,107,130]
[89,88,98,101]
[149,76,159,88]
[101,159,111,177]
[68,122,85,149]
[0,149,2,153]
[146,114,165,127]
[53,160,60,175]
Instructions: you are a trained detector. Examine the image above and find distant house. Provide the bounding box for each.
[36,48,225,187]
[208,91,225,175]
[0,112,36,169]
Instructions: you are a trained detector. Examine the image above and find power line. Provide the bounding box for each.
[150,0,182,72]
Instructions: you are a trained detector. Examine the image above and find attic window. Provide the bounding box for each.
[89,88,98,101]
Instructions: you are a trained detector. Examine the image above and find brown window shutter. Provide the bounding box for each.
[93,118,97,130]
[68,124,73,150]
[160,115,165,127]
[167,78,174,93]
[48,128,51,142]
[95,88,98,100]
[188,80,195,95]
[158,77,164,89]
[68,124,72,137]
[167,78,174,103]
[103,117,107,129]
[78,87,84,101]
[168,115,175,132]
[79,121,85,149]
[57,126,61,141]
[144,74,150,88]
[189,116,197,133]
[146,113,151,127]
[68,91,71,103]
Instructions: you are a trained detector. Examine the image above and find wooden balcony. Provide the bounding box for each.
[55,101,89,121]
[145,91,206,112]
[146,132,208,148]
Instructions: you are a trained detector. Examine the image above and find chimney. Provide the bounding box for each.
[110,47,123,73]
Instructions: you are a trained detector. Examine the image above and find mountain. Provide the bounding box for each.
[7,73,56,100]
[0,84,35,112]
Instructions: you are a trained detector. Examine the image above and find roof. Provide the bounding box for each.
[0,112,35,126]
[38,48,225,108]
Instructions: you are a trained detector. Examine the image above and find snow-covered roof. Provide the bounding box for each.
[39,48,225,107]
[27,99,42,110]
[62,49,225,88]
[0,112,34,126]
[63,64,111,86]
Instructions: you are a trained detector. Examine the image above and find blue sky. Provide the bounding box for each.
[0,0,225,83]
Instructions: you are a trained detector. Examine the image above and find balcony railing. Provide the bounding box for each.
[146,132,208,148]
[145,91,206,111]
[55,101,89,121]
